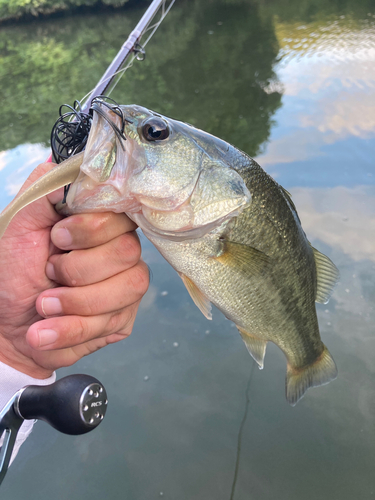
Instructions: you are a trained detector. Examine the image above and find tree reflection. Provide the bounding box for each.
[118,0,282,156]
[0,0,282,157]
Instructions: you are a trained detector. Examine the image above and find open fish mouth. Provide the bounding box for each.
[62,104,141,214]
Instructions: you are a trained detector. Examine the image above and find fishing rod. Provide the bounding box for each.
[80,0,176,112]
[50,0,176,163]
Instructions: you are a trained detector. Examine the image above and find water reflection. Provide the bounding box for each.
[0,0,282,156]
[293,187,375,261]
[127,0,283,156]
[0,1,375,499]
[0,144,47,203]
[258,15,375,182]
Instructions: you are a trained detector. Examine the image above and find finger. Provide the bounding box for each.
[27,301,140,351]
[46,231,141,286]
[51,212,137,250]
[37,261,150,318]
[47,186,65,206]
[30,334,127,371]
[28,322,138,372]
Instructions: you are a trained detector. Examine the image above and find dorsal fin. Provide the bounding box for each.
[179,273,212,320]
[279,185,301,223]
[237,326,267,369]
[280,185,293,202]
[311,246,340,304]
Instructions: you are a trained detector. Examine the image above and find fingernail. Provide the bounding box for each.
[41,297,63,316]
[46,262,56,281]
[53,227,72,248]
[37,329,58,347]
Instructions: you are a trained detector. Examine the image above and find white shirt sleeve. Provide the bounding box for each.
[0,361,56,464]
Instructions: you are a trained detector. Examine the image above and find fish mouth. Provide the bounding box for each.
[129,209,239,242]
[60,102,251,235]
[64,179,140,214]
[63,107,143,214]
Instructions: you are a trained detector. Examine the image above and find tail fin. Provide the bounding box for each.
[286,346,337,406]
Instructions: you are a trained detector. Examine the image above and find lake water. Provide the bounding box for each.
[0,0,374,498]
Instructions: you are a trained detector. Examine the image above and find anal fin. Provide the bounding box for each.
[237,326,267,369]
[179,273,212,320]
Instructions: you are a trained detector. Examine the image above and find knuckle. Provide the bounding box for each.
[108,304,138,336]
[129,261,150,298]
[82,292,102,316]
[68,316,90,344]
[57,255,83,286]
[72,213,111,243]
[91,214,108,233]
[65,289,97,316]
[115,232,141,266]
[107,311,127,334]
[91,213,118,240]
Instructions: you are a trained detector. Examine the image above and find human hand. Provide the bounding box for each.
[0,161,149,379]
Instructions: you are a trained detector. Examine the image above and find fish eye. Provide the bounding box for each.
[142,117,170,142]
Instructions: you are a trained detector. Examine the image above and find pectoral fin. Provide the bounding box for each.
[311,246,340,304]
[237,326,267,369]
[214,241,270,276]
[179,273,212,320]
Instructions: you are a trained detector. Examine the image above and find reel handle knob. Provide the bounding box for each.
[16,374,108,435]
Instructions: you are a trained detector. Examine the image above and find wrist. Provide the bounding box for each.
[0,361,56,403]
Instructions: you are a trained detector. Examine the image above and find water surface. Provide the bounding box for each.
[0,1,374,498]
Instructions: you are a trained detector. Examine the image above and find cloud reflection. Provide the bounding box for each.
[292,186,375,262]
[258,17,375,168]
[0,143,48,210]
[0,152,7,173]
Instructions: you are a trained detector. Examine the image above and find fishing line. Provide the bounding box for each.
[49,0,176,201]
[229,361,255,500]
[50,96,128,202]
[50,101,91,163]
[50,0,175,166]
[90,95,131,149]
[50,96,127,164]
[78,0,176,108]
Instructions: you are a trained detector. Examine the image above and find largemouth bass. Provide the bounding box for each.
[0,103,339,405]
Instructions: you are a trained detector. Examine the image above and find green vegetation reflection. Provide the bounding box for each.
[0,0,282,157]
[1,0,373,156]
[0,0,132,22]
